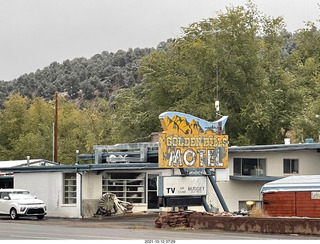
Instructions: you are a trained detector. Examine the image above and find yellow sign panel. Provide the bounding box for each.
[158,112,228,168]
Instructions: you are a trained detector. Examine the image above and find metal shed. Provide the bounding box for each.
[261,175,320,218]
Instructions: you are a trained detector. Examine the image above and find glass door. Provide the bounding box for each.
[147,174,159,209]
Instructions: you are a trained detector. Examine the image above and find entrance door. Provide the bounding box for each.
[147,174,159,209]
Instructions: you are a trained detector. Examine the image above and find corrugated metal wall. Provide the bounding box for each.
[296,192,320,217]
[263,191,320,218]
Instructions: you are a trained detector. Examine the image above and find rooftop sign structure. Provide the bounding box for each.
[158,112,228,168]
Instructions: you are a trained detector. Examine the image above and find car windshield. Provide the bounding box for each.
[9,191,34,200]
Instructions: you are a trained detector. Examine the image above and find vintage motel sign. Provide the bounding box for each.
[158,111,228,168]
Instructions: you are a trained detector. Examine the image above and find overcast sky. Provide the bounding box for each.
[1,0,319,81]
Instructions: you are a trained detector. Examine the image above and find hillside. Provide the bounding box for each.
[0,45,166,108]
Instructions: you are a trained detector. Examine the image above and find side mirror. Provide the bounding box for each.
[3,196,9,200]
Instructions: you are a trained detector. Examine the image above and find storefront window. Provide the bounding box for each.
[102,173,145,203]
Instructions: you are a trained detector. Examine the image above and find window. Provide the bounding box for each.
[63,173,77,204]
[234,158,266,176]
[0,192,9,199]
[0,177,13,189]
[283,159,299,174]
[102,173,145,204]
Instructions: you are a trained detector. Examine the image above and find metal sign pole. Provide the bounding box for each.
[205,168,229,212]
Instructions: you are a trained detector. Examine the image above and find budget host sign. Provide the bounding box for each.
[158,176,207,196]
[158,112,228,168]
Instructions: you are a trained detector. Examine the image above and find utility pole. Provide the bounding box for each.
[54,92,58,163]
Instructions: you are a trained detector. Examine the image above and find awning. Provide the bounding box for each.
[230,175,281,181]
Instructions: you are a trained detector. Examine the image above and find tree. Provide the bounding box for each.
[79,98,113,151]
[0,94,29,159]
[134,2,293,145]
[239,13,300,144]
[13,97,54,160]
[109,86,153,143]
[81,77,97,99]
[286,22,320,142]
[0,94,113,163]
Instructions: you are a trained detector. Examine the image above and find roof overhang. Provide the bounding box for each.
[230,175,281,181]
[0,163,161,173]
[229,143,320,153]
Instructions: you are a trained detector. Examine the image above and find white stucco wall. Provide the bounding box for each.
[229,149,320,177]
[14,171,81,218]
[82,171,102,199]
[220,148,320,212]
[216,180,265,212]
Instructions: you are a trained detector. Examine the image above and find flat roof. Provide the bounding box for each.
[229,143,320,153]
[0,163,161,173]
[0,159,58,168]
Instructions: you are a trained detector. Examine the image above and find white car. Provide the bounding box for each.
[0,189,47,220]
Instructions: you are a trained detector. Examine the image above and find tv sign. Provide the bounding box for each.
[158,176,207,196]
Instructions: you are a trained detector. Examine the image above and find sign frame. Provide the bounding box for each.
[157,175,207,197]
[158,112,229,168]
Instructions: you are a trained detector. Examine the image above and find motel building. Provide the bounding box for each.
[1,141,320,218]
[1,112,320,218]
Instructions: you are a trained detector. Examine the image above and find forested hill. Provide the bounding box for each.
[0,45,162,107]
[2,2,320,163]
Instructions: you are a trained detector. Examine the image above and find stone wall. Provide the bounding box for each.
[155,211,191,228]
[156,211,320,235]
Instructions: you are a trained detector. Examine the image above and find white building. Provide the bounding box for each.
[1,142,320,218]
[0,159,58,189]
[218,143,320,211]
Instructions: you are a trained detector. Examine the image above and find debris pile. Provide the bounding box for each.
[97,193,133,216]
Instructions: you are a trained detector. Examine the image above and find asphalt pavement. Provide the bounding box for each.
[1,213,320,240]
[0,212,160,229]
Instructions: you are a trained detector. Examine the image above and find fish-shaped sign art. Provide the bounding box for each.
[158,112,229,168]
[159,111,228,135]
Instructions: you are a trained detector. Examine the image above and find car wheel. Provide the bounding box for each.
[36,215,44,220]
[10,208,19,220]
